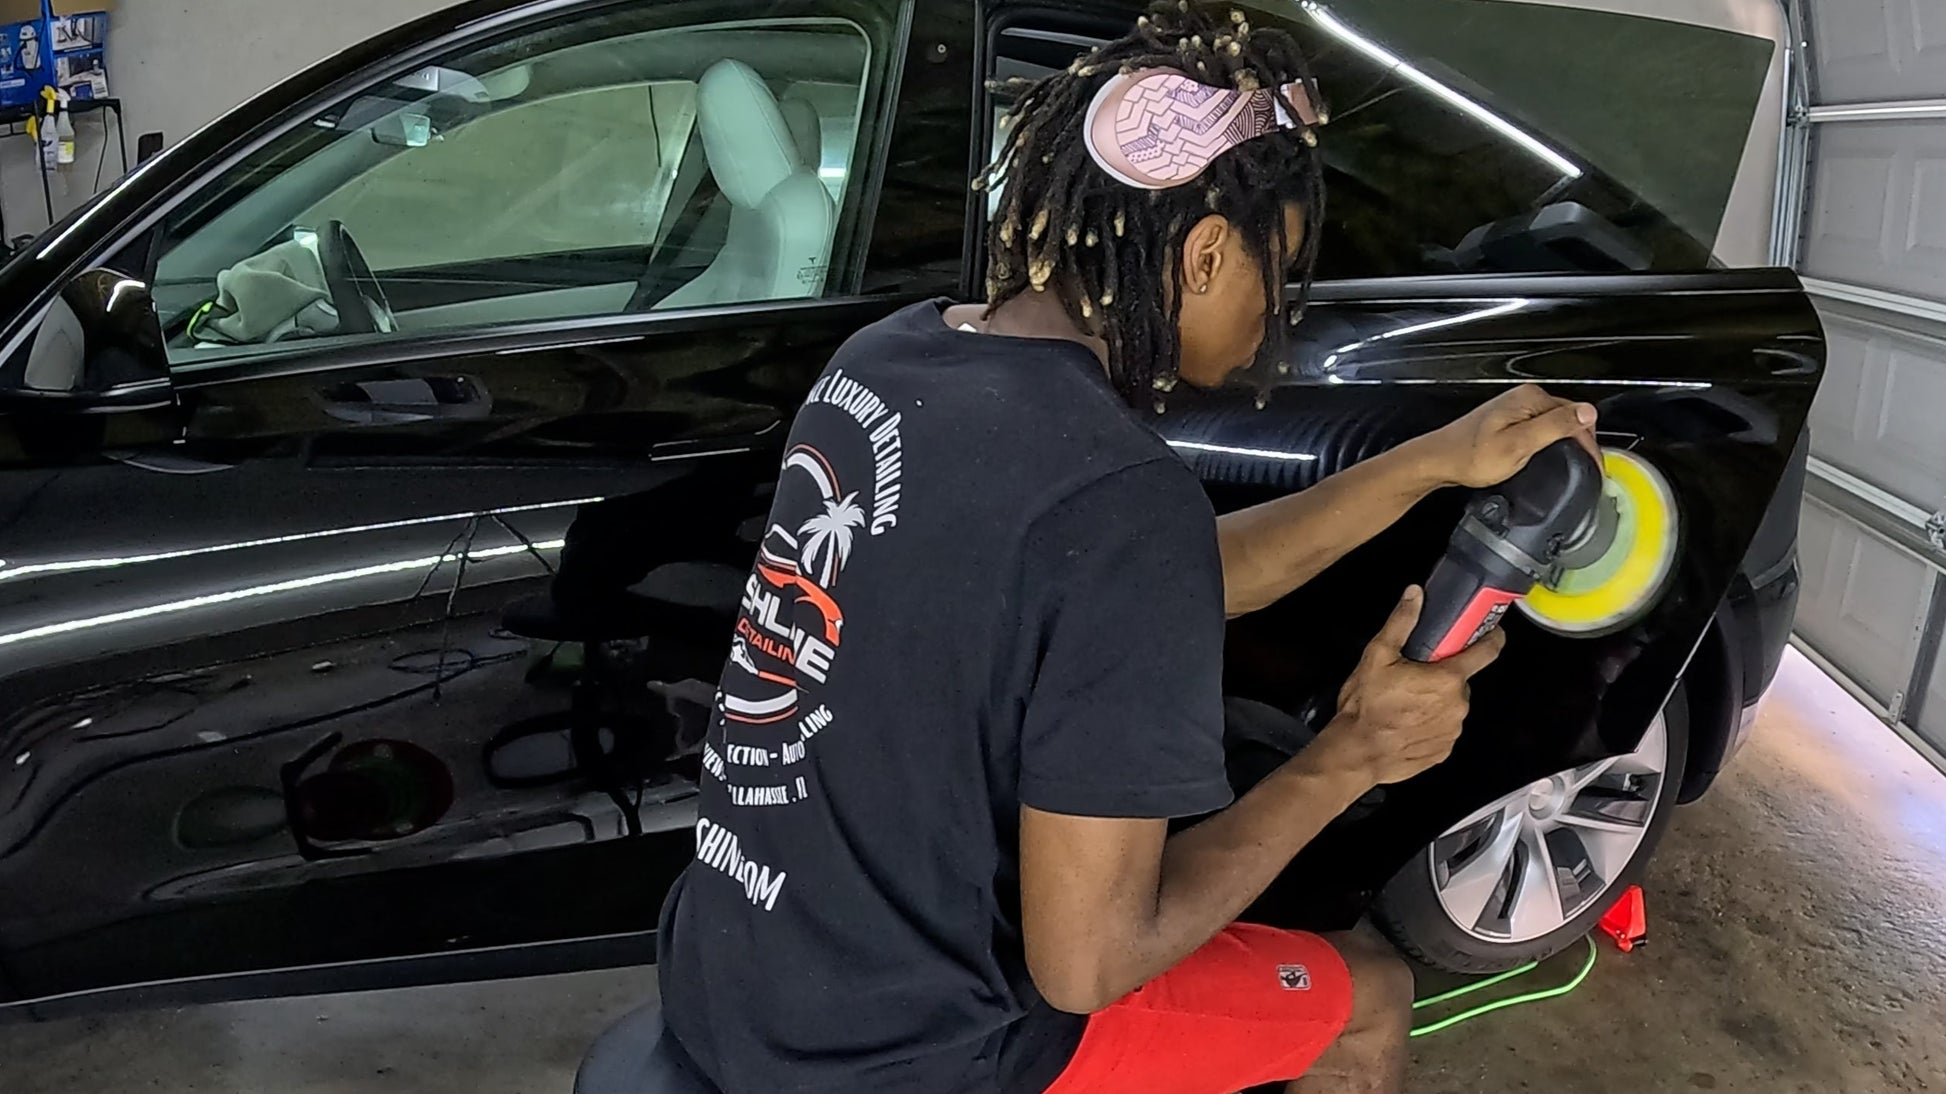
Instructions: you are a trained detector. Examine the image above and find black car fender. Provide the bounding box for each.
[1677,597,1743,804]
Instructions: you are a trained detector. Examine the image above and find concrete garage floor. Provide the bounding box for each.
[1412,648,1946,1094]
[2,648,1942,1094]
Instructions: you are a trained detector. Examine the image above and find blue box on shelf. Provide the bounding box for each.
[54,43,102,98]
[0,2,109,111]
[0,18,52,111]
[49,9,103,51]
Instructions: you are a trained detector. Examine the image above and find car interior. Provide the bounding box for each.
[145,20,875,366]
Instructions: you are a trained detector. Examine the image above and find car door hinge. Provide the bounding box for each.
[1889,690,1907,723]
[1926,511,1946,554]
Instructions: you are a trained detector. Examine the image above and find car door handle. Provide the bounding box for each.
[317,376,492,426]
[104,449,236,474]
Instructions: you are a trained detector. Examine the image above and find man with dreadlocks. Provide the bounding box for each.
[656,4,1599,1092]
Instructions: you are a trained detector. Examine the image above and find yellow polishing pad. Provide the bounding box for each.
[1518,448,1678,636]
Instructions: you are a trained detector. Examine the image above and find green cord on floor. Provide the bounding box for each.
[1407,936,1600,1038]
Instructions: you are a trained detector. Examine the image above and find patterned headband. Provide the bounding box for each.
[1083,67,1323,191]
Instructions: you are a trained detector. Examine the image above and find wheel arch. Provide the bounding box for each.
[1676,605,1744,803]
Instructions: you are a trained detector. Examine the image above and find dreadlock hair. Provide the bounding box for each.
[975,1,1326,409]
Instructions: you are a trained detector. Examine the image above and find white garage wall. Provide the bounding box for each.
[1,0,462,239]
[108,0,462,148]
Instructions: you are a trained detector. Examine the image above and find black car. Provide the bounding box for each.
[0,0,1819,1016]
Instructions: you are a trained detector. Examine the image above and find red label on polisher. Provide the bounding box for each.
[1430,587,1523,662]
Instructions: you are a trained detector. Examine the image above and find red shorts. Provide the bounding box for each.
[1041,923,1354,1094]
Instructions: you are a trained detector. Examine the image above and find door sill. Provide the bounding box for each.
[1,929,658,1023]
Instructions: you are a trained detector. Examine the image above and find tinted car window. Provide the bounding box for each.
[150,1,904,367]
[302,80,704,271]
[987,1,1770,279]
[1330,0,1774,258]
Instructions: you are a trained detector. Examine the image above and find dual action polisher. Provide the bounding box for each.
[1403,438,1679,663]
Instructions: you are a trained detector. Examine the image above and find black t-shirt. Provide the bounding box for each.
[658,300,1233,1093]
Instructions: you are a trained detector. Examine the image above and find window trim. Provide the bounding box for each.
[166,292,925,389]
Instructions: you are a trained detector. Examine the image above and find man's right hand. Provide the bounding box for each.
[1321,586,1504,787]
[1020,595,1495,1014]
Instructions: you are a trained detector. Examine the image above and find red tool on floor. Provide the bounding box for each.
[1597,884,1649,952]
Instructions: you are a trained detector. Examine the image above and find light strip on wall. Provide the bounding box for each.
[1299,2,1582,180]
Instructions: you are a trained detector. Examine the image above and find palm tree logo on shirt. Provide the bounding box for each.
[798,492,865,586]
[720,443,853,727]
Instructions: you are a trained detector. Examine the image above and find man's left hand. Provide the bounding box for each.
[1420,384,1599,489]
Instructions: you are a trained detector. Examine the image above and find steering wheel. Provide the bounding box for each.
[316,220,397,336]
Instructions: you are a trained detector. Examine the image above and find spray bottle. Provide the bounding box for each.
[34,87,59,170]
[56,89,75,166]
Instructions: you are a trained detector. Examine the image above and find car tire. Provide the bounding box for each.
[1372,684,1691,974]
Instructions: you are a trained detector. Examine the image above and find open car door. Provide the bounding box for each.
[1145,0,1818,964]
[982,0,1817,965]
[1181,270,1819,945]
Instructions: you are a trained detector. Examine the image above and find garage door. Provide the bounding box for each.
[1785,0,1946,768]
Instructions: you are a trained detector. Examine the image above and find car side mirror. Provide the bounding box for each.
[17,268,174,410]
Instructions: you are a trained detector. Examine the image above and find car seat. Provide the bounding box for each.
[654,59,836,309]
[636,83,827,311]
[778,95,822,174]
[576,996,721,1094]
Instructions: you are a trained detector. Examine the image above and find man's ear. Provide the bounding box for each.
[1179,214,1230,297]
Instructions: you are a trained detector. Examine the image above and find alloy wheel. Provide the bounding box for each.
[1429,714,1668,943]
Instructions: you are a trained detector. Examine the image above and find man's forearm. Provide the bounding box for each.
[1105,743,1376,1003]
[1218,435,1447,617]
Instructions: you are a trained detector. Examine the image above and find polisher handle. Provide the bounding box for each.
[1403,552,1528,663]
[1404,498,1556,664]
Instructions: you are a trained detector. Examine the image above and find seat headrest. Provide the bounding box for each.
[696,59,800,208]
[778,97,822,174]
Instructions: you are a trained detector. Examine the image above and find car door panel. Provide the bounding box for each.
[1169,270,1823,929]
[0,297,914,1012]
[0,0,959,1009]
